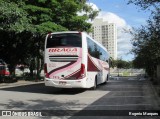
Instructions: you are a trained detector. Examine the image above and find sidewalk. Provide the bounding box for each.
[0,80,44,89]
[150,79,160,108]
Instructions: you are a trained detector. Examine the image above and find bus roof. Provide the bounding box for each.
[47,31,81,35]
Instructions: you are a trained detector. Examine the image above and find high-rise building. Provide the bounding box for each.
[89,19,117,60]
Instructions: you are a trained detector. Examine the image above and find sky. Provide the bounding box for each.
[87,0,151,61]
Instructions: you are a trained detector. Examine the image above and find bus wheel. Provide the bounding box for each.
[91,76,97,90]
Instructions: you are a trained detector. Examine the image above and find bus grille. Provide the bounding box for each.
[49,56,78,62]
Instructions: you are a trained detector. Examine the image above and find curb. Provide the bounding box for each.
[0,80,44,89]
[150,80,160,108]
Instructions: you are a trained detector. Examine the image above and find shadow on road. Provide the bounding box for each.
[69,79,160,119]
[0,83,86,95]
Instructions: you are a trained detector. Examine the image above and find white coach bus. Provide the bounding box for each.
[44,31,110,89]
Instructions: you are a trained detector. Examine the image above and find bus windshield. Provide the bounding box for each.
[46,33,82,48]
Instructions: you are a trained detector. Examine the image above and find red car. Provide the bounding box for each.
[0,59,10,76]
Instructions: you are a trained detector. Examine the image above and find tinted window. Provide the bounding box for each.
[87,37,109,62]
[46,33,82,48]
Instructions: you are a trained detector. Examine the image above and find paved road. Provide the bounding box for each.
[0,77,159,119]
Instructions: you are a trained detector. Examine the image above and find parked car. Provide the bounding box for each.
[15,64,30,77]
[0,59,10,76]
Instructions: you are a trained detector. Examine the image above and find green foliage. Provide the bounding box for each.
[128,0,160,10]
[116,59,132,69]
[36,22,68,34]
[0,0,34,33]
[111,59,133,69]
[0,0,99,75]
[129,0,160,76]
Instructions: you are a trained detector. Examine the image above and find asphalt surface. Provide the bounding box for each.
[0,77,160,119]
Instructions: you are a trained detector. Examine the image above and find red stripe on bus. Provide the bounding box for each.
[87,55,101,71]
[63,69,81,80]
[48,61,76,76]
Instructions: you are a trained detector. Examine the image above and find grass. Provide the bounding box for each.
[123,72,130,76]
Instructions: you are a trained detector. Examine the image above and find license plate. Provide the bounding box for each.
[59,81,67,85]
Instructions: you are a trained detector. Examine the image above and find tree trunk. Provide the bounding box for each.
[9,64,16,76]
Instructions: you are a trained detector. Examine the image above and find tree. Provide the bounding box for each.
[0,0,99,76]
[0,0,34,75]
[110,59,133,69]
[128,0,160,77]
[23,0,99,78]
[128,0,160,10]
[116,59,132,69]
[111,59,133,76]
[24,0,99,33]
